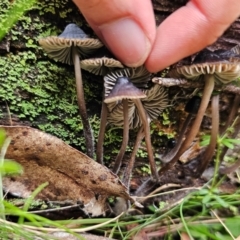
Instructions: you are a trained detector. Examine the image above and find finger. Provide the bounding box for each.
[73,0,156,67]
[145,0,240,72]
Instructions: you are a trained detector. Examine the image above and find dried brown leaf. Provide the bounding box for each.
[1,126,135,216]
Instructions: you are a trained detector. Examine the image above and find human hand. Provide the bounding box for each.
[73,0,240,72]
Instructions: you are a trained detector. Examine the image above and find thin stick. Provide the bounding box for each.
[152,77,240,95]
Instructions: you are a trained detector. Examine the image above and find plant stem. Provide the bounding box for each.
[211,136,222,188]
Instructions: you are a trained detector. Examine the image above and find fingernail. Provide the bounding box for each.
[99,18,151,67]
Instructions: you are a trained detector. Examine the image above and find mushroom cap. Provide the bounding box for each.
[39,23,103,64]
[104,66,151,97]
[107,84,168,129]
[169,48,240,84]
[104,76,146,104]
[80,57,124,75]
[58,23,88,39]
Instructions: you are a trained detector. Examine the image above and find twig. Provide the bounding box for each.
[211,210,236,240]
[152,77,240,95]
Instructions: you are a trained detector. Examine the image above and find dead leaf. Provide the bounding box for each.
[1,126,135,216]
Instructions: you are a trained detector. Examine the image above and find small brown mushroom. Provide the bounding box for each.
[104,76,146,174]
[96,66,150,164]
[80,57,124,76]
[161,48,240,175]
[103,83,168,187]
[120,84,168,187]
[39,23,103,158]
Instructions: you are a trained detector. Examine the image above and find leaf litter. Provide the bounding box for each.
[1,125,140,216]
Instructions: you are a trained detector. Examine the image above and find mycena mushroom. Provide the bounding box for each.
[104,76,147,174]
[114,84,168,187]
[80,48,124,76]
[160,48,240,175]
[104,77,168,183]
[96,66,150,164]
[39,23,103,158]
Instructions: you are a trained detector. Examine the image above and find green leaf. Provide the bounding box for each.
[0,0,37,40]
[221,139,234,149]
[225,217,240,237]
[200,135,210,146]
[212,195,229,208]
[0,159,23,175]
[202,194,212,204]
[225,138,240,144]
[0,129,6,148]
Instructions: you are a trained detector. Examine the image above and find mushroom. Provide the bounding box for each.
[105,84,167,187]
[79,47,124,76]
[104,76,147,174]
[98,66,165,180]
[39,23,103,158]
[160,48,240,175]
[115,84,168,187]
[80,53,124,75]
[96,66,150,164]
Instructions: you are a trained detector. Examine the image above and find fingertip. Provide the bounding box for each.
[73,0,156,67]
[99,18,152,67]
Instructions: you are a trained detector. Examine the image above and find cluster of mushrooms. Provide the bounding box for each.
[39,23,240,190]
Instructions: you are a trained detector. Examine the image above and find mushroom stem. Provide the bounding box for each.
[133,99,158,181]
[159,74,215,175]
[72,47,94,158]
[96,101,108,164]
[113,99,129,174]
[221,95,240,134]
[196,94,219,176]
[161,114,193,163]
[122,126,145,188]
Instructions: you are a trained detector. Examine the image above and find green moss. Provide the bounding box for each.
[0,0,106,153]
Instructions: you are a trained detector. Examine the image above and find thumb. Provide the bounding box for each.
[73,0,156,67]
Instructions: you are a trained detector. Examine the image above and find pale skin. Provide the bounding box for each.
[73,0,240,72]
